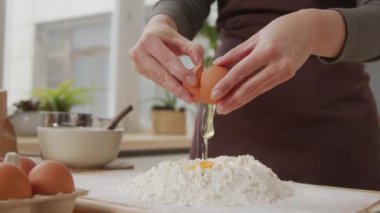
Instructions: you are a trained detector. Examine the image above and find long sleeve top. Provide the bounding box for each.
[149,0,380,63]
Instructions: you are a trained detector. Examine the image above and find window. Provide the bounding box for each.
[34,14,111,117]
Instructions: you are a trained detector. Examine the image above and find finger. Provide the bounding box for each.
[217,73,279,114]
[130,46,164,83]
[143,35,197,86]
[130,48,194,103]
[216,63,292,114]
[166,37,204,66]
[210,49,271,101]
[136,63,195,104]
[213,39,256,68]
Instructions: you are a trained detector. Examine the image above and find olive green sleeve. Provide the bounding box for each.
[322,0,380,63]
[148,0,214,39]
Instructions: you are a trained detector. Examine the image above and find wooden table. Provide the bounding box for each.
[17,133,192,156]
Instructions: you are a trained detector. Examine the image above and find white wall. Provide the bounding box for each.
[3,0,115,110]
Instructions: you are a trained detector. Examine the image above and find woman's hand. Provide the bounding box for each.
[129,14,204,103]
[211,9,346,114]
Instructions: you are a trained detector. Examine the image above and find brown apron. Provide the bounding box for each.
[191,0,380,190]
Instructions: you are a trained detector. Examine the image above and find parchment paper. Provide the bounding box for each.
[73,170,380,213]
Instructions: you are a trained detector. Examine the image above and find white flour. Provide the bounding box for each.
[118,155,293,206]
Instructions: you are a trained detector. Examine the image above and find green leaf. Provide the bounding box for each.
[32,80,94,112]
[152,90,179,110]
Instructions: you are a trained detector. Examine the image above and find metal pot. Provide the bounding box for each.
[40,111,93,127]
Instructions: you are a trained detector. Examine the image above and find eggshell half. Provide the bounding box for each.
[183,65,228,104]
[199,65,229,104]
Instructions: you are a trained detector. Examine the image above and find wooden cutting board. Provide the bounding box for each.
[72,170,380,213]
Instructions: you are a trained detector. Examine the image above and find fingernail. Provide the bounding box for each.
[186,75,198,86]
[213,57,222,64]
[211,89,221,101]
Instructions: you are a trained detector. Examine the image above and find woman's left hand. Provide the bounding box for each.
[211,9,345,114]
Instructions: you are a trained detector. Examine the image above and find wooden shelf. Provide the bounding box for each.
[17,134,192,156]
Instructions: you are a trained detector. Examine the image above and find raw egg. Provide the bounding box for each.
[183,65,228,104]
[0,163,32,200]
[187,160,214,170]
[28,160,75,195]
[199,160,214,169]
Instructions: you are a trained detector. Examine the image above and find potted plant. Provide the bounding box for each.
[151,90,186,135]
[32,80,92,112]
[10,81,93,136]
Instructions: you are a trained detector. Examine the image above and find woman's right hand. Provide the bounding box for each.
[129,14,204,103]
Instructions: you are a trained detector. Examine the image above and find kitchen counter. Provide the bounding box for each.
[70,159,380,213]
[20,153,380,212]
[17,134,191,156]
[17,139,380,212]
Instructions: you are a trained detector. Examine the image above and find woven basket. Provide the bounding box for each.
[152,110,186,135]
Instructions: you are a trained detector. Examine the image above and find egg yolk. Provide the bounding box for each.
[187,160,214,170]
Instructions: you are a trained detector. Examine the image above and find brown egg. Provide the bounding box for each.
[0,163,33,200]
[20,156,36,175]
[28,160,75,195]
[199,65,229,104]
[183,65,228,104]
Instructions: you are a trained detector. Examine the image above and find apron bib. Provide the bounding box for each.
[191,0,380,190]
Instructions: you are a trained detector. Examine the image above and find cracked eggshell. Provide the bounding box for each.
[183,65,228,104]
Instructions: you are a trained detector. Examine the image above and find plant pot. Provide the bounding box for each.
[152,109,186,135]
[10,111,43,136]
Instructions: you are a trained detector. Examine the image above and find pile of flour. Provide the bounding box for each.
[118,155,293,206]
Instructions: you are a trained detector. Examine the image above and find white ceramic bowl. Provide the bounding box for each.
[37,127,123,168]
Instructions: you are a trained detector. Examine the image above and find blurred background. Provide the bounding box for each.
[0,0,379,136]
[0,0,200,136]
